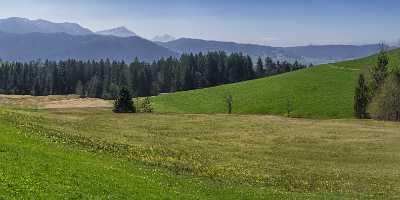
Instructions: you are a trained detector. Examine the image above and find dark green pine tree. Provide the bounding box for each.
[113,87,136,113]
[370,49,389,92]
[256,57,265,77]
[354,74,369,119]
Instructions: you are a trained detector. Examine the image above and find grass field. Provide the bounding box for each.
[1,50,400,199]
[153,48,400,118]
[0,113,285,199]
[1,95,400,199]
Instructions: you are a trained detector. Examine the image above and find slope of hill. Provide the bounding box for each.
[159,38,383,64]
[0,17,93,35]
[0,111,279,199]
[96,26,137,37]
[153,48,400,119]
[2,100,400,198]
[0,32,178,62]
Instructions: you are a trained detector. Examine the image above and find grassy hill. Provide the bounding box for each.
[1,104,400,198]
[0,109,288,199]
[153,48,400,119]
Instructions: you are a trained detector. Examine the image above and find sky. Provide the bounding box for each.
[0,0,399,46]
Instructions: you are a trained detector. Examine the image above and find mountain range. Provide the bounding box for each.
[0,31,177,62]
[96,27,138,38]
[157,38,383,64]
[0,17,92,35]
[0,17,386,63]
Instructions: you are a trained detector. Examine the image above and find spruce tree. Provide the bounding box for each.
[354,74,369,119]
[113,87,135,113]
[370,49,389,93]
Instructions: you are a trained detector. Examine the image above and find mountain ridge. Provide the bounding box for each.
[0,17,93,35]
[96,26,138,38]
[159,38,384,64]
[0,31,178,62]
[0,17,388,64]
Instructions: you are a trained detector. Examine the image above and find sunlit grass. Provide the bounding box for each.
[1,107,399,199]
[153,48,400,119]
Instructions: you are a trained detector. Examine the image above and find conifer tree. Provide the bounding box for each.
[113,87,135,113]
[354,74,369,119]
[370,49,389,93]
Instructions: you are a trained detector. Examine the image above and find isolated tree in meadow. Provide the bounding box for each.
[256,57,265,77]
[113,87,135,113]
[354,74,369,119]
[225,94,233,114]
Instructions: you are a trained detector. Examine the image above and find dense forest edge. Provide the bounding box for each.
[0,52,309,99]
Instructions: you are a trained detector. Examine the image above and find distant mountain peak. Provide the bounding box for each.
[5,17,30,22]
[152,34,176,42]
[96,26,137,38]
[0,17,93,35]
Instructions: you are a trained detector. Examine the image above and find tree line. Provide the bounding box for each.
[0,52,308,99]
[354,49,400,121]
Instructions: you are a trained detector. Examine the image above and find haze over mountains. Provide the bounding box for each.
[158,38,383,64]
[0,17,385,63]
[96,27,138,38]
[152,34,176,42]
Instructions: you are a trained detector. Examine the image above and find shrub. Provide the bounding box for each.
[141,97,153,113]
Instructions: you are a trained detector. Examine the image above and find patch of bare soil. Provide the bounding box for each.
[40,98,112,109]
[0,95,112,109]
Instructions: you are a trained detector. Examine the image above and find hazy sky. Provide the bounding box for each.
[0,0,399,46]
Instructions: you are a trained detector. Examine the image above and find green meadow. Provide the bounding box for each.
[153,48,400,119]
[1,49,400,199]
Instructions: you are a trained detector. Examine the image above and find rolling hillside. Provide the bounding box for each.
[1,102,400,199]
[153,48,400,119]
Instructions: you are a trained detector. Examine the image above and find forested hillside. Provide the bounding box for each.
[0,52,307,99]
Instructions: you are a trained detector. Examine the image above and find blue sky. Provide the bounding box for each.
[1,0,399,46]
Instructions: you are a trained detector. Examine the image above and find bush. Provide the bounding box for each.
[113,87,136,113]
[141,97,153,113]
